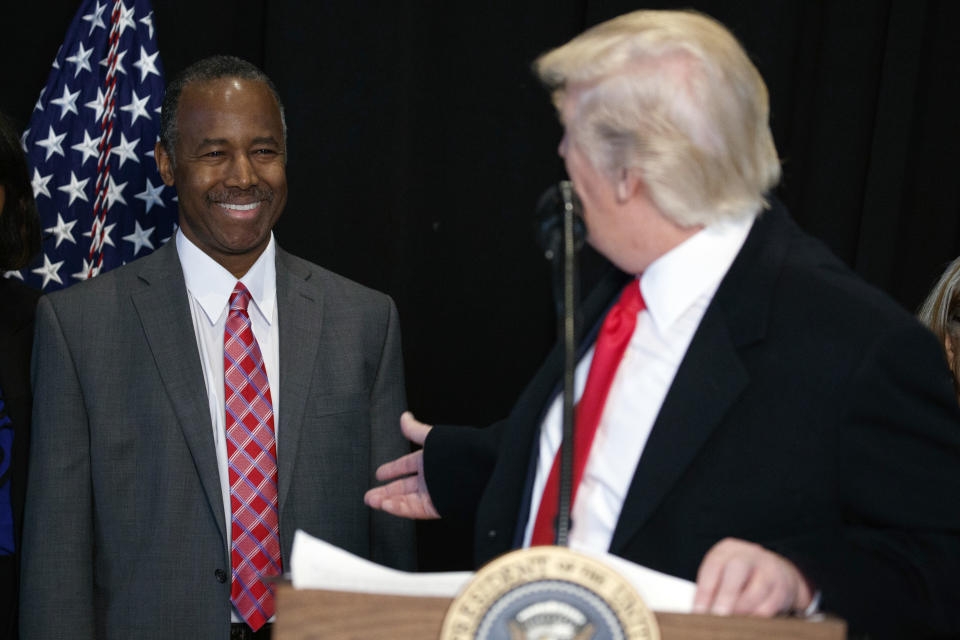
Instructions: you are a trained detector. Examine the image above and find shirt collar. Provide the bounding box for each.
[176,231,277,326]
[639,213,755,333]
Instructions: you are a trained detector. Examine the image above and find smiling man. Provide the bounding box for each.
[20,56,414,640]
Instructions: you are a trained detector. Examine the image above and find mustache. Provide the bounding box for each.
[206,186,274,204]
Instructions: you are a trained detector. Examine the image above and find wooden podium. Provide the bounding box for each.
[275,585,846,640]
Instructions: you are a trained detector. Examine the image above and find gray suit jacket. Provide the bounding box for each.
[20,240,415,639]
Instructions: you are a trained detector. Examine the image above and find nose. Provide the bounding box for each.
[225,153,259,189]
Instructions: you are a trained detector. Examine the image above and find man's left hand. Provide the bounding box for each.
[692,538,814,617]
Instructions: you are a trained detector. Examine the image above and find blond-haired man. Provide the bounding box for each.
[367,11,960,637]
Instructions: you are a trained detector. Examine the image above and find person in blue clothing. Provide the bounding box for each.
[0,109,42,639]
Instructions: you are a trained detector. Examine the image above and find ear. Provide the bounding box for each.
[154,141,175,186]
[614,167,643,204]
[945,334,956,368]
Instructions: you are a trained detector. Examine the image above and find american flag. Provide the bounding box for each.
[8,0,176,290]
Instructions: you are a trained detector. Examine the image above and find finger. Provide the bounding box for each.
[375,450,423,481]
[752,578,791,617]
[400,411,432,445]
[364,475,420,509]
[750,560,800,617]
[367,476,438,519]
[383,492,440,519]
[709,556,753,616]
[693,547,728,614]
[731,568,776,616]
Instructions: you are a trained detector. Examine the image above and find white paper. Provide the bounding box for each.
[574,546,695,613]
[290,529,694,612]
[290,529,473,597]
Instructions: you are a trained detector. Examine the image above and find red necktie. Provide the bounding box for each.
[531,279,646,546]
[224,282,282,630]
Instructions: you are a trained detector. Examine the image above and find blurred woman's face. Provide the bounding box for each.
[946,323,960,402]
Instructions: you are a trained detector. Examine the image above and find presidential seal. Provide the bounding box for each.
[440,546,660,640]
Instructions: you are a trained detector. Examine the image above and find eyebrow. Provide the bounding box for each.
[195,136,281,148]
[251,136,281,146]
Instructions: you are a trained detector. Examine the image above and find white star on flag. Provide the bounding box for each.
[31,169,53,199]
[100,49,127,75]
[71,129,102,166]
[117,3,137,36]
[72,257,97,281]
[121,90,151,124]
[85,221,117,250]
[135,178,166,212]
[110,133,140,168]
[122,220,155,255]
[57,171,91,206]
[66,41,94,78]
[44,213,79,248]
[82,1,107,35]
[140,10,155,38]
[84,87,108,123]
[50,85,81,120]
[32,254,65,288]
[104,175,129,210]
[35,126,67,161]
[133,46,160,82]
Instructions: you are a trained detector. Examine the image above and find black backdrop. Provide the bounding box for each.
[3,0,959,569]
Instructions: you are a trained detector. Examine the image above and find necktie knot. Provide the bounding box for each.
[602,280,645,335]
[229,282,251,314]
[616,280,646,316]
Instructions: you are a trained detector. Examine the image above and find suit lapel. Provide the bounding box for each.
[609,309,749,551]
[609,204,789,553]
[129,242,227,544]
[274,249,323,508]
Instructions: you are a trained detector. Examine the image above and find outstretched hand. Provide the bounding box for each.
[364,412,440,519]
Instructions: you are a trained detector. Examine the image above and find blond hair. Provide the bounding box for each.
[918,256,960,393]
[535,10,781,227]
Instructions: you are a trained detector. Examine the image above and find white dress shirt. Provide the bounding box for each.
[176,231,280,622]
[523,214,755,553]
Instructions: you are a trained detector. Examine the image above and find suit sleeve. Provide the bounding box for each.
[367,297,417,570]
[769,322,960,637]
[20,296,96,639]
[424,421,503,522]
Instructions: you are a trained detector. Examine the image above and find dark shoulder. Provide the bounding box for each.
[41,243,174,312]
[277,249,394,311]
[759,206,925,345]
[0,277,41,336]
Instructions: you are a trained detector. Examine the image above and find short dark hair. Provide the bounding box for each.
[0,111,42,271]
[158,55,287,163]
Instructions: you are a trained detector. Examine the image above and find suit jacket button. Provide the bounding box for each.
[215,569,228,583]
[487,529,497,538]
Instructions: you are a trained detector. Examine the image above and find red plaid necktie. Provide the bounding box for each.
[224,282,281,630]
[531,279,646,545]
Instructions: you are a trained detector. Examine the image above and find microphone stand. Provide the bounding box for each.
[535,180,584,547]
[555,180,579,547]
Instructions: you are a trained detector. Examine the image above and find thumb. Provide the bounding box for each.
[400,411,432,446]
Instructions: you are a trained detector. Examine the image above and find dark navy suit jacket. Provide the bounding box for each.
[425,202,960,638]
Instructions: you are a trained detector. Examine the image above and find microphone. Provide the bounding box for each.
[536,180,586,262]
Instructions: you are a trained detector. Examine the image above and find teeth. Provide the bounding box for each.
[219,202,260,211]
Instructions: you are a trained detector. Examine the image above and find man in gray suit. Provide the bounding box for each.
[20,56,415,639]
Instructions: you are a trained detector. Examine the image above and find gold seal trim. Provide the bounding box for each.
[440,546,660,640]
